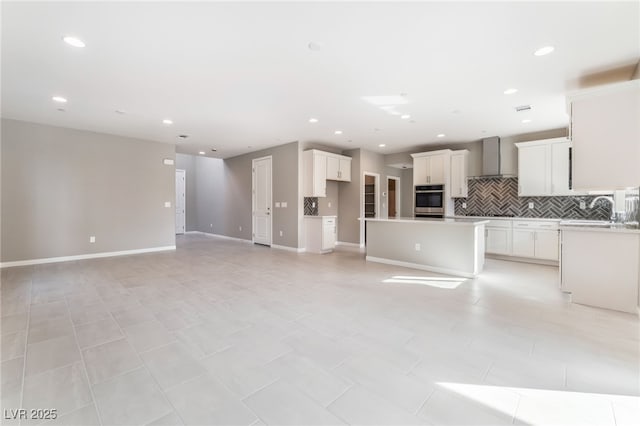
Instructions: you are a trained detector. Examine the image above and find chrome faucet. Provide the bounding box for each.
[589,196,616,221]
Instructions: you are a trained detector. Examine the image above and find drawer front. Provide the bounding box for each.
[486,219,512,228]
[513,220,559,230]
[323,217,336,225]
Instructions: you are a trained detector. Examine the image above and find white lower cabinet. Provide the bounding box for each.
[481,218,560,261]
[304,216,336,253]
[512,220,559,261]
[485,220,512,255]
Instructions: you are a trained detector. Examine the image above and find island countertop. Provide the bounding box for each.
[364,217,489,226]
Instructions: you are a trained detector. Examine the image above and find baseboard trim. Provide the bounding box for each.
[365,256,476,278]
[0,246,176,269]
[271,244,305,253]
[336,241,362,248]
[196,232,252,244]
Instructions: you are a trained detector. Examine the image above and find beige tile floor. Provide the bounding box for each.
[1,233,639,425]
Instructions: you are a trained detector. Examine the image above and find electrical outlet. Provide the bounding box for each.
[239,226,242,231]
[462,202,467,209]
[328,201,331,208]
[312,202,316,208]
[415,243,421,251]
[580,200,586,210]
[528,202,534,209]
[89,236,96,243]
[279,230,283,237]
[210,223,213,228]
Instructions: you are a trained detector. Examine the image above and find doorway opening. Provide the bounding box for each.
[387,176,400,218]
[361,172,380,246]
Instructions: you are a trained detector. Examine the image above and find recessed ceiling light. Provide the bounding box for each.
[437,134,445,138]
[162,119,173,125]
[63,36,85,48]
[57,108,65,112]
[379,144,386,148]
[504,88,518,95]
[199,151,206,155]
[401,114,411,119]
[334,130,343,135]
[52,96,67,103]
[115,110,125,115]
[308,41,323,51]
[522,119,532,123]
[308,118,318,123]
[177,134,189,140]
[211,148,217,152]
[534,46,554,56]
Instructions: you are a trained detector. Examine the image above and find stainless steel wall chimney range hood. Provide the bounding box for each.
[481,136,502,177]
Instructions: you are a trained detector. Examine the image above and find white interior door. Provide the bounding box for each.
[252,156,272,246]
[175,169,186,234]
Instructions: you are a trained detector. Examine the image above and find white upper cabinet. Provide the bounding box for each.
[516,138,574,196]
[568,80,640,190]
[411,150,451,186]
[303,150,327,197]
[326,155,352,182]
[450,150,469,198]
[303,150,352,197]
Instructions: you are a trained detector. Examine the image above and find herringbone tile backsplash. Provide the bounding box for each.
[304,197,319,216]
[453,177,611,219]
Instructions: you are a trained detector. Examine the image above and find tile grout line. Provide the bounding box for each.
[58,294,108,424]
[101,299,187,426]
[17,279,32,426]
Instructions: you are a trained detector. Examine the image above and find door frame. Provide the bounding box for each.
[175,169,186,235]
[252,155,273,246]
[387,175,400,218]
[360,172,380,246]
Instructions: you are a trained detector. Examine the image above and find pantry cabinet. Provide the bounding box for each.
[516,138,573,196]
[450,150,469,198]
[411,150,451,185]
[568,80,640,190]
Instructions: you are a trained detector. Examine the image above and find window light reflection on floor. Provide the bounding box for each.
[437,381,640,425]
[382,275,466,289]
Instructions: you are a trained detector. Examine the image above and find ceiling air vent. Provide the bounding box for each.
[515,105,532,112]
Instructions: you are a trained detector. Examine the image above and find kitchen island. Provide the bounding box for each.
[365,217,489,277]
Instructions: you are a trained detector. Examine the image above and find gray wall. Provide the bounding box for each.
[338,148,361,244]
[196,157,225,234]
[1,119,176,263]
[224,141,300,248]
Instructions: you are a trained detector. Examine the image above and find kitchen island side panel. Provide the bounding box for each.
[365,220,483,276]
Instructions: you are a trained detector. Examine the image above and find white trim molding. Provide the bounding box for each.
[271,244,305,253]
[336,241,361,248]
[197,232,252,243]
[365,255,476,278]
[0,245,176,269]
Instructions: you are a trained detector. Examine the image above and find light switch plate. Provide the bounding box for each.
[163,158,175,166]
[89,236,96,243]
[328,202,332,208]
[281,202,287,208]
[164,201,171,208]
[275,202,281,208]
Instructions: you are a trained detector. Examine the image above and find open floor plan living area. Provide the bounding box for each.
[2,1,639,426]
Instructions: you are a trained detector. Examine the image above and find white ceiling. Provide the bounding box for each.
[2,1,639,158]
